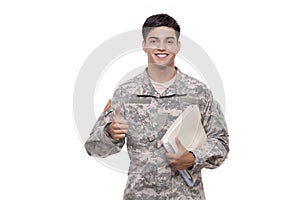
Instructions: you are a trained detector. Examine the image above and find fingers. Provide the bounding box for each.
[110,120,129,133]
[108,121,128,139]
[166,153,177,161]
[109,121,128,139]
[112,118,128,126]
[166,140,192,170]
[166,153,182,170]
[107,104,129,139]
[166,150,194,170]
[112,104,128,132]
[175,137,185,151]
[112,133,126,139]
[166,138,185,162]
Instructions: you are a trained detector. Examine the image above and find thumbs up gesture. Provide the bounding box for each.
[107,105,129,139]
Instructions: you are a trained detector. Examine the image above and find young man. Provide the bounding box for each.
[85,14,229,199]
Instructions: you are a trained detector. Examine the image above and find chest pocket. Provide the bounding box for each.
[126,97,152,127]
[125,97,153,144]
[125,97,170,148]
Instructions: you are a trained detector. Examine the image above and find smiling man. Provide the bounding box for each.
[85,14,229,199]
[143,25,179,83]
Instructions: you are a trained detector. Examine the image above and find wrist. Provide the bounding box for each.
[188,151,196,170]
[104,123,112,138]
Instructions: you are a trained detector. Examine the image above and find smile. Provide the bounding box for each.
[155,53,169,58]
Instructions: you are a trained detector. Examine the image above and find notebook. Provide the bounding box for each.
[161,105,207,187]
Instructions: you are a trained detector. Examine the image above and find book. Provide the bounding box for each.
[161,105,207,187]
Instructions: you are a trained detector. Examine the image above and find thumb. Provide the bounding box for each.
[175,137,185,151]
[114,104,121,119]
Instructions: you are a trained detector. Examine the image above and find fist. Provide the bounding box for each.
[166,137,195,170]
[107,105,129,139]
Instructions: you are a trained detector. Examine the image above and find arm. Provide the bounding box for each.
[190,90,229,171]
[85,88,126,158]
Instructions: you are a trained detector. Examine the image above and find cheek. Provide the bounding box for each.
[144,47,156,54]
[166,45,179,53]
[168,54,176,60]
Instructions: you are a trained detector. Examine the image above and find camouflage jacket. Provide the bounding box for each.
[85,68,229,200]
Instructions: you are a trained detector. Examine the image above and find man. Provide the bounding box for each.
[85,14,229,200]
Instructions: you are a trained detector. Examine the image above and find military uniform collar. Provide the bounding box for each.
[135,67,187,98]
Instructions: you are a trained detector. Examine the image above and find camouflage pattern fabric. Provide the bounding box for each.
[85,68,229,200]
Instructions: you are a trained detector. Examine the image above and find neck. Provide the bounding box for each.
[147,64,177,83]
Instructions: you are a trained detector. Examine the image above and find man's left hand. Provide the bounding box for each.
[166,137,195,170]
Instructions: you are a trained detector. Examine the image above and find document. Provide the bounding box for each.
[161,105,207,187]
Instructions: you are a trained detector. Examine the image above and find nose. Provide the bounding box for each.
[158,41,166,50]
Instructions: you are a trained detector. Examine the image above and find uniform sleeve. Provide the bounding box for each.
[190,90,229,171]
[84,87,126,158]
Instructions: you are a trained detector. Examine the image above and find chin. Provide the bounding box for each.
[153,63,170,70]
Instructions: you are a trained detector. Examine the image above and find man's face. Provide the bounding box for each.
[143,26,181,69]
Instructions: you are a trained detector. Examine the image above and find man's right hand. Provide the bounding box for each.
[107,105,128,139]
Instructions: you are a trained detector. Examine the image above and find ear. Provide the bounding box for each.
[142,40,147,53]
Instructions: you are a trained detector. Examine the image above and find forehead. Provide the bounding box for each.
[146,26,177,39]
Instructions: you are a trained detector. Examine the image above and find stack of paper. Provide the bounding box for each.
[161,105,207,187]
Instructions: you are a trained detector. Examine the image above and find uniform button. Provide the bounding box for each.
[157,140,163,148]
[147,135,156,142]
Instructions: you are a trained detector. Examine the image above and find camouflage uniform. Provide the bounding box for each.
[85,68,229,200]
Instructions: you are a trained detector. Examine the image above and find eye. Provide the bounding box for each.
[167,40,174,44]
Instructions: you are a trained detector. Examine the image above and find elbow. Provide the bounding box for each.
[84,141,94,156]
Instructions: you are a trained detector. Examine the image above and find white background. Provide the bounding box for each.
[1,0,300,199]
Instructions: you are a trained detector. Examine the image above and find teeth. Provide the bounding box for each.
[156,54,168,58]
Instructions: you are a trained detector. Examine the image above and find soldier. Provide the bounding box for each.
[85,14,229,200]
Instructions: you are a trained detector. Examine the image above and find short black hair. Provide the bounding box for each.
[142,14,180,40]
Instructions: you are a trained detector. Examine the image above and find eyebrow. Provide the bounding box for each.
[147,36,176,40]
[148,37,159,40]
[165,37,176,40]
